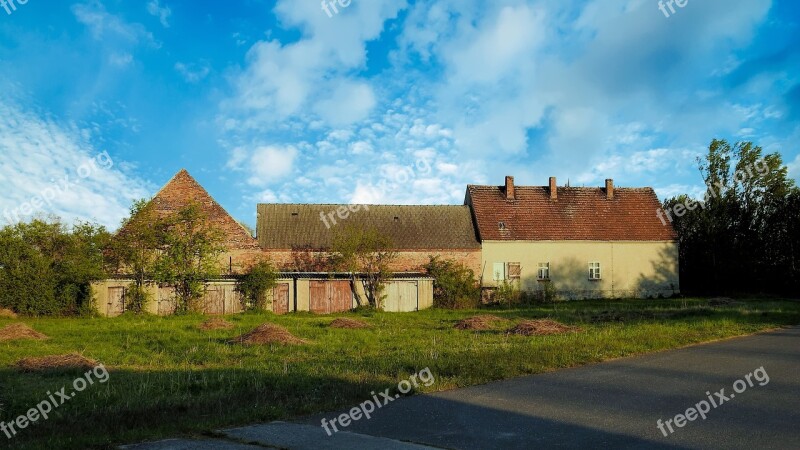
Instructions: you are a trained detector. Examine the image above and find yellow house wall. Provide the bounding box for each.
[480,240,680,299]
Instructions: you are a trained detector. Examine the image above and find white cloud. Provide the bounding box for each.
[146,0,172,28]
[175,62,210,83]
[0,96,151,229]
[247,145,299,185]
[72,2,156,46]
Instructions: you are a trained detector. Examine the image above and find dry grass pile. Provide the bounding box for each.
[0,309,17,319]
[454,315,508,330]
[508,319,580,336]
[0,323,48,342]
[16,353,98,372]
[229,323,307,345]
[198,317,235,331]
[329,318,371,329]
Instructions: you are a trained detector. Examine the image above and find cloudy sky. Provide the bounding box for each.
[0,0,798,229]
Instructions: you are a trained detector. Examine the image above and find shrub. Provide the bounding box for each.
[495,281,521,307]
[423,256,480,309]
[236,260,278,311]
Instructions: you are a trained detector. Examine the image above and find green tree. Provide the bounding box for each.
[423,256,480,309]
[106,199,160,313]
[236,259,278,311]
[0,218,108,316]
[329,225,396,309]
[151,203,226,313]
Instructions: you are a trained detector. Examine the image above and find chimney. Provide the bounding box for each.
[606,179,614,200]
[505,176,515,200]
[549,177,557,200]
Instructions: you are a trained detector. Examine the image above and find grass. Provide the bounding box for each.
[0,297,798,449]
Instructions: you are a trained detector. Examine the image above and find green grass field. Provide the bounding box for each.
[1,297,798,449]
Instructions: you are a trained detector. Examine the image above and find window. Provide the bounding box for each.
[498,221,506,230]
[507,262,521,281]
[538,262,550,280]
[589,262,601,280]
[492,262,506,281]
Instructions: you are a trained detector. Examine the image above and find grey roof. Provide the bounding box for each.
[257,204,481,250]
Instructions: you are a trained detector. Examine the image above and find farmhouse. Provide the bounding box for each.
[94,170,679,316]
[467,176,679,300]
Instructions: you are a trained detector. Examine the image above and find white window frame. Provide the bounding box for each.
[588,262,601,280]
[492,262,506,281]
[537,262,550,280]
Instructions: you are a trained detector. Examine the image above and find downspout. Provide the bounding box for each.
[293,276,297,312]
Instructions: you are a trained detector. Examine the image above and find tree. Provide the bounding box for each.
[0,218,108,316]
[106,199,160,313]
[151,203,226,313]
[236,259,278,311]
[329,225,396,309]
[423,256,480,309]
[665,139,799,295]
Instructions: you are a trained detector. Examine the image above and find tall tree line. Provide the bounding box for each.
[665,139,800,295]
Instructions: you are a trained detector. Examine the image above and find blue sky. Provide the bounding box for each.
[0,0,798,230]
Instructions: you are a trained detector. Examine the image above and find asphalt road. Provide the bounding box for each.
[302,326,800,449]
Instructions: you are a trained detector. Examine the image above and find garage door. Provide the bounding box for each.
[203,288,226,315]
[107,287,126,317]
[273,283,290,314]
[309,280,352,314]
[383,281,419,312]
[157,286,176,316]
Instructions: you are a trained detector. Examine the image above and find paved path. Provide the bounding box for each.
[124,326,800,449]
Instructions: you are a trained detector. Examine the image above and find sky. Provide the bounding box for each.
[0,0,798,230]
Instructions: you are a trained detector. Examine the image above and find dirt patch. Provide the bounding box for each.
[16,353,98,372]
[454,315,508,331]
[0,309,17,319]
[0,323,48,342]
[229,323,307,346]
[508,319,579,336]
[329,318,371,329]
[198,317,235,331]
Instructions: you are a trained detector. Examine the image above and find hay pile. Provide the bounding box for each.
[0,309,17,319]
[0,323,48,342]
[454,315,508,330]
[508,319,579,336]
[329,318,371,329]
[16,353,98,372]
[229,323,307,345]
[198,317,235,331]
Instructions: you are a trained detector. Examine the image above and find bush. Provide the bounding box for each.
[423,256,480,309]
[495,281,522,307]
[236,260,278,311]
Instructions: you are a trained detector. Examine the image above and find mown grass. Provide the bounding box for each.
[0,297,798,449]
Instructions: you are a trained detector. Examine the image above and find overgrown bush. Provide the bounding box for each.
[0,219,108,316]
[423,256,480,309]
[236,260,278,311]
[495,281,522,307]
[125,284,152,314]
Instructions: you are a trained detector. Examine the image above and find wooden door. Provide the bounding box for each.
[383,281,418,312]
[107,287,125,317]
[272,283,290,314]
[203,288,225,315]
[157,286,176,316]
[309,280,352,314]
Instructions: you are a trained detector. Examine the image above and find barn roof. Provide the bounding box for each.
[257,204,481,250]
[119,169,260,250]
[466,182,677,242]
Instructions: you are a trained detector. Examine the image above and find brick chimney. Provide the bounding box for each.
[549,177,557,200]
[505,176,515,200]
[605,179,614,200]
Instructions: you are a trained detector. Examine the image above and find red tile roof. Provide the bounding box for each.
[466,184,676,241]
[120,169,260,250]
